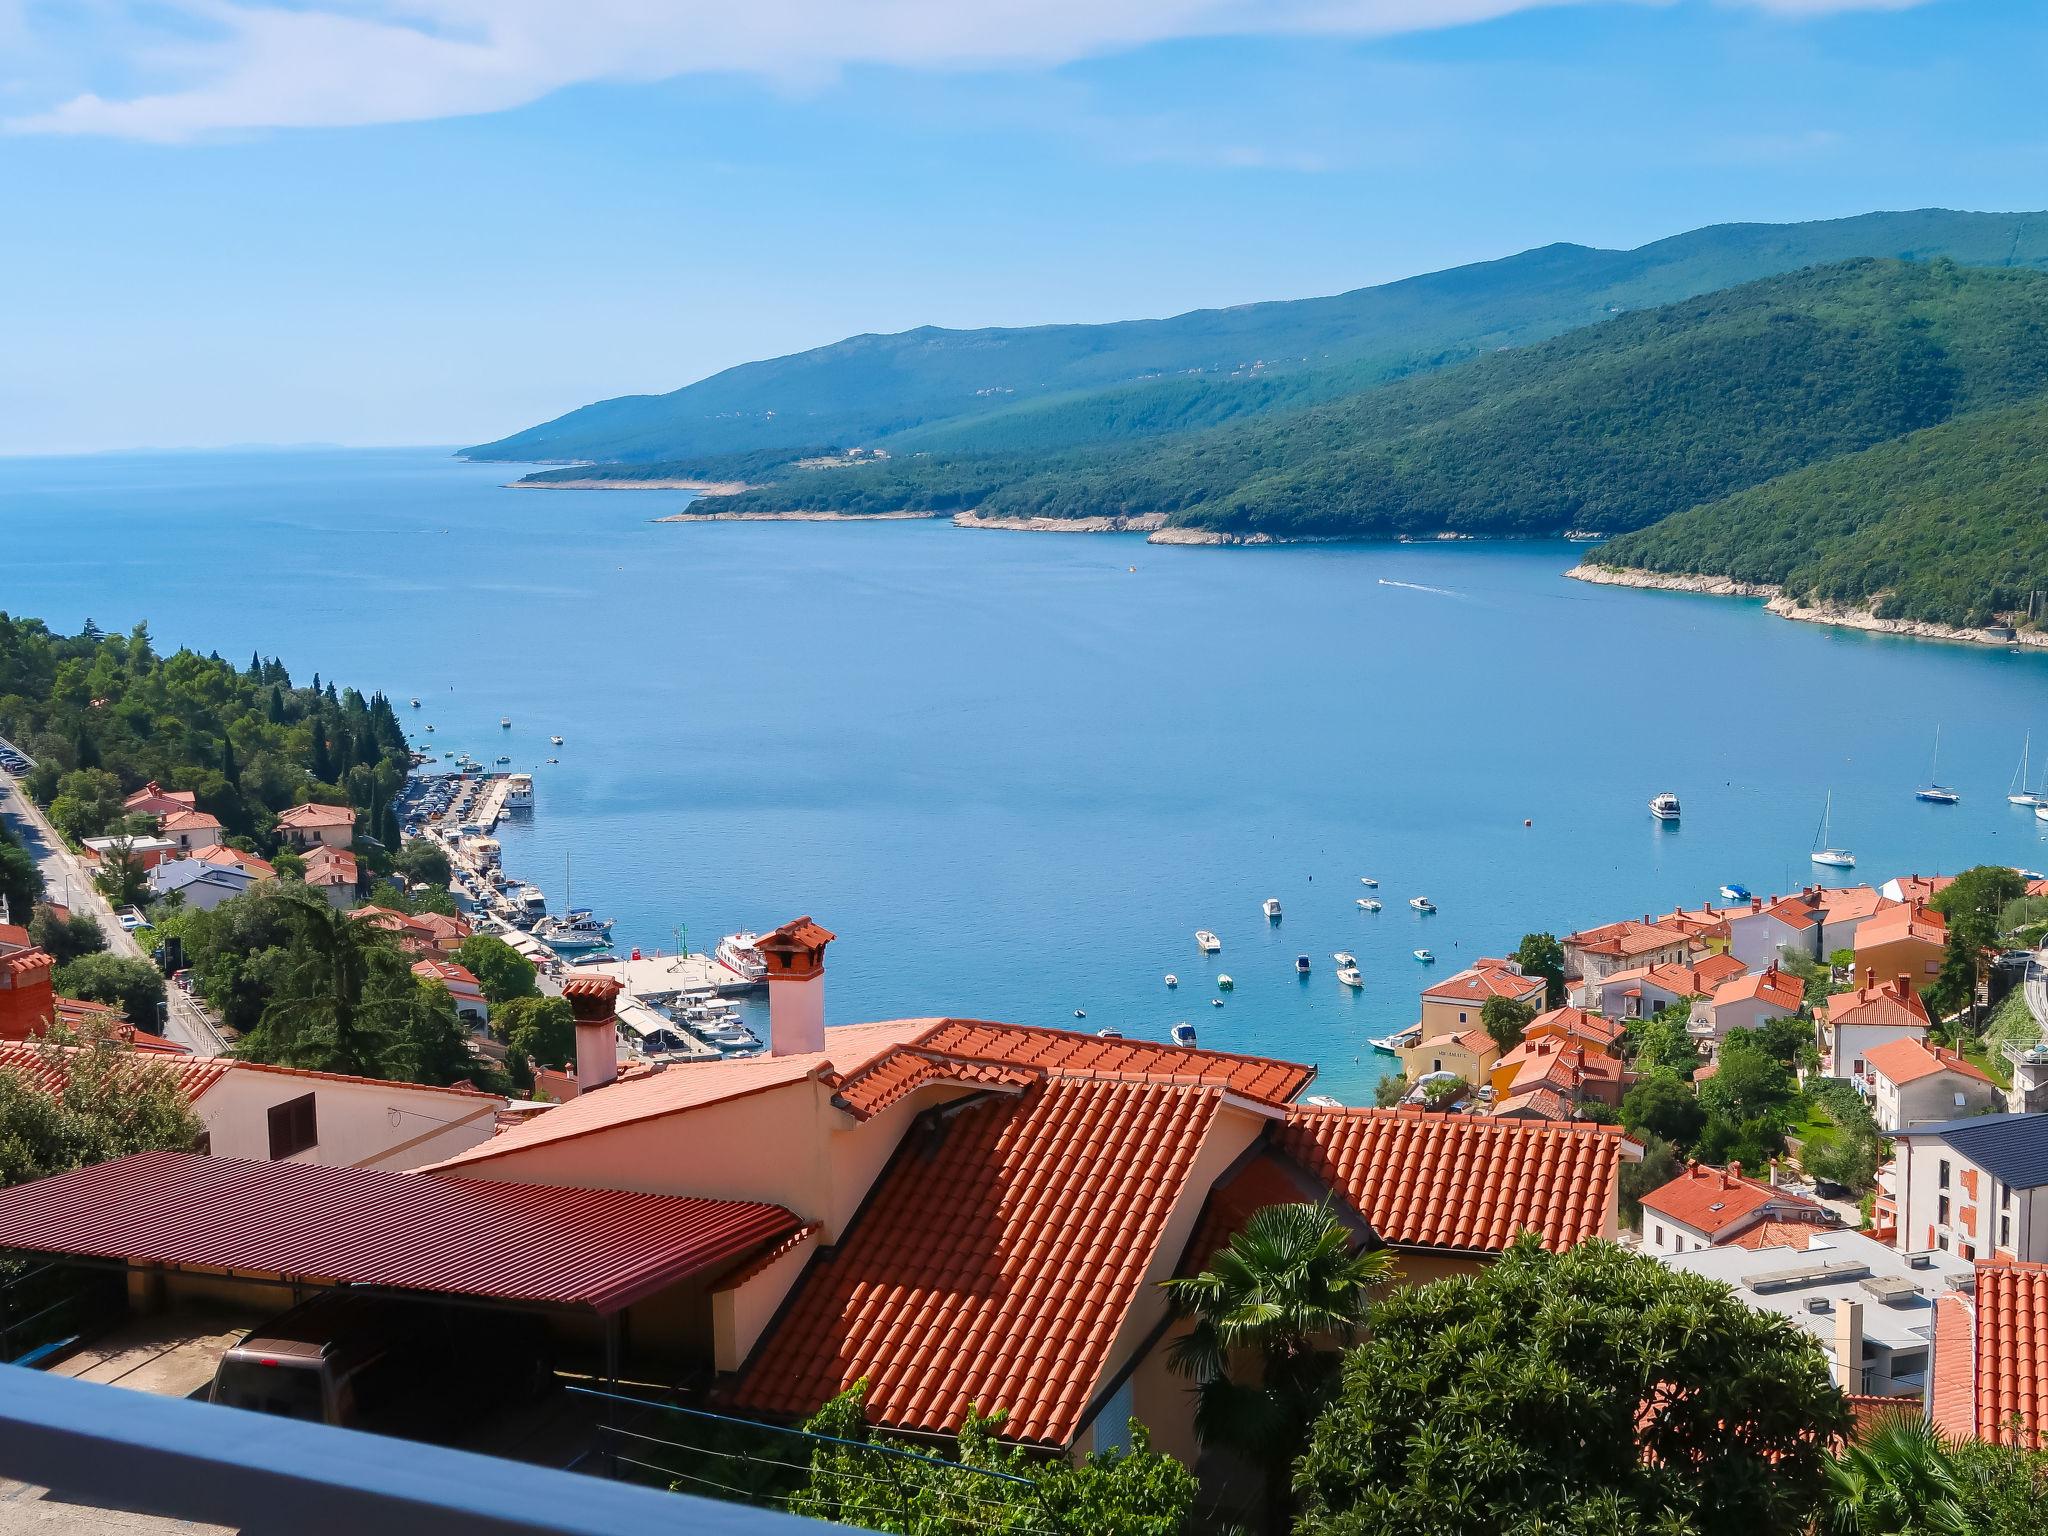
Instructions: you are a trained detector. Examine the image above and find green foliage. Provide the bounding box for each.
[54,953,165,1030]
[1373,1071,1407,1109]
[46,768,124,841]
[392,839,452,887]
[0,1023,205,1187]
[1625,1003,1701,1078]
[0,822,43,921]
[1825,1416,1973,1536]
[1927,865,2030,1017]
[1161,1202,1391,1531]
[1480,995,1535,1054]
[793,1383,1196,1536]
[28,904,105,966]
[1419,1075,1468,1110]
[1293,1235,1849,1536]
[1618,1133,1683,1228]
[1701,1028,1800,1127]
[492,994,576,1071]
[1510,933,1565,1008]
[1952,1439,2048,1533]
[455,933,538,1005]
[1622,1069,1706,1149]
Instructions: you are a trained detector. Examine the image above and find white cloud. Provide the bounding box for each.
[6,0,1935,142]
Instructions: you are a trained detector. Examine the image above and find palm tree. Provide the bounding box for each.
[1161,1201,1392,1534]
[241,891,414,1077]
[1825,1415,1975,1536]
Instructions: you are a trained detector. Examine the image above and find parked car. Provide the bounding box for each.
[113,906,151,932]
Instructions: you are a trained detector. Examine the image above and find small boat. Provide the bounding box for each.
[1916,725,1959,804]
[424,723,435,732]
[1413,949,1435,963]
[1171,1023,1198,1048]
[1336,965,1363,988]
[1074,1009,1086,1019]
[1649,791,1681,821]
[1409,896,1436,913]
[1811,790,1856,868]
[1358,897,1382,912]
[546,757,559,764]
[1096,1028,1123,1039]
[550,735,565,747]
[2011,732,2045,806]
[500,716,512,728]
[1358,876,1378,888]
[1210,998,1224,1007]
[1719,883,1751,903]
[1217,974,1234,990]
[1303,1094,1344,1109]
[1262,898,1283,921]
[1195,930,1221,953]
[1164,974,1178,989]
[409,697,420,708]
[495,754,511,764]
[1332,951,1356,966]
[1369,1025,1421,1054]
[1296,954,1312,974]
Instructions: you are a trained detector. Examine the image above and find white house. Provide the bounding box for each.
[146,857,259,912]
[1818,972,1932,1086]
[1638,1159,1835,1256]
[1562,919,1695,1008]
[157,808,224,855]
[1589,955,1746,1022]
[1723,894,1823,971]
[1692,961,1805,1045]
[1884,1113,2048,1263]
[1862,1038,2001,1132]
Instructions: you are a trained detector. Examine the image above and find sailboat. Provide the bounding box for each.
[1916,725,1960,804]
[1811,791,1855,868]
[2010,733,2045,807]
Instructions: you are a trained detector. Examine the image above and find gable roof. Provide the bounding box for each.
[1420,960,1546,1007]
[1858,901,1947,950]
[1894,1114,2048,1189]
[275,802,356,828]
[1416,1027,1494,1058]
[914,1020,1315,1106]
[158,808,223,833]
[729,1075,1228,1445]
[1274,1107,1636,1254]
[1824,976,1931,1030]
[1565,920,1694,960]
[1717,1219,1842,1252]
[1492,1086,1578,1122]
[1639,1162,1824,1237]
[1523,1006,1625,1049]
[0,1040,234,1102]
[1863,1036,1995,1088]
[1712,963,1805,1013]
[197,843,275,877]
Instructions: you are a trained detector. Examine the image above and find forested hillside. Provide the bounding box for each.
[470,209,2048,466]
[1592,396,2048,628]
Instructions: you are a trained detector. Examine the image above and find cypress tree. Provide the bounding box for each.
[221,734,239,784]
[310,722,333,784]
[268,685,286,724]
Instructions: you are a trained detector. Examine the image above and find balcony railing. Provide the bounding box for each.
[0,1367,820,1535]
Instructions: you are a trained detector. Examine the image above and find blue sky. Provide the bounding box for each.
[2,0,2043,454]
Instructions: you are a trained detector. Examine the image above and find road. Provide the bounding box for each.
[0,773,227,1057]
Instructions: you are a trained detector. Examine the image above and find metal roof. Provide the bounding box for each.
[0,1152,798,1314]
[1892,1113,2048,1190]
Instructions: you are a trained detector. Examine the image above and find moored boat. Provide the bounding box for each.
[1719,883,1750,903]
[1164,973,1178,988]
[1915,725,1959,804]
[715,931,768,984]
[1413,948,1434,963]
[1358,897,1382,911]
[1262,897,1283,921]
[1295,954,1311,974]
[1358,876,1378,888]
[1195,930,1222,953]
[1216,974,1234,990]
[1409,896,1436,913]
[1649,791,1681,821]
[1171,1023,1198,1048]
[1810,789,1856,867]
[1336,965,1363,988]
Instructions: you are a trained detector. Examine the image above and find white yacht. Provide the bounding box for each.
[1409,896,1436,913]
[1649,791,1681,821]
[1195,930,1221,953]
[1370,1024,1421,1055]
[1810,790,1856,868]
[2038,801,2048,824]
[537,909,614,951]
[1336,965,1364,988]
[2010,733,2044,806]
[1413,948,1435,963]
[1915,725,1960,804]
[1357,897,1382,912]
[1171,1023,1198,1048]
[715,932,768,985]
[515,884,548,921]
[1332,951,1357,967]
[1358,876,1378,888]
[1164,973,1178,989]
[1262,898,1283,921]
[1302,1094,1345,1109]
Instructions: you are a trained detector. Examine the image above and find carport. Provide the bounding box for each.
[0,1150,802,1383]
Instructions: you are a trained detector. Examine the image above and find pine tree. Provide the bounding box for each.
[80,618,102,642]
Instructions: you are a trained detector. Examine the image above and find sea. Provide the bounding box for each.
[5,446,2045,1102]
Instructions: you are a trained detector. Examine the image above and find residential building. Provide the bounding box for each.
[1881,874,1955,907]
[0,924,57,1041]
[1692,961,1804,1045]
[197,842,276,880]
[145,856,259,911]
[1399,1026,1498,1089]
[79,834,178,872]
[1882,1113,2048,1262]
[1639,1159,1836,1255]
[1662,1227,1971,1399]
[1489,1035,1628,1119]
[157,808,223,855]
[1812,886,1898,958]
[357,905,448,955]
[1590,954,1745,1022]
[413,958,488,1027]
[1562,919,1695,1007]
[1655,902,1735,953]
[1723,894,1823,971]
[1518,1005,1626,1056]
[120,781,197,820]
[1417,957,1548,1038]
[1818,971,1932,1082]
[273,801,356,850]
[1854,901,1947,992]
[1861,1038,2001,1132]
[302,844,360,908]
[1931,1262,2048,1447]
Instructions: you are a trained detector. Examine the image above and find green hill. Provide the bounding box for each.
[1591,396,2048,629]
[699,258,2048,537]
[468,209,2048,465]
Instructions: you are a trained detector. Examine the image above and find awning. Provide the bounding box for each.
[0,1151,798,1314]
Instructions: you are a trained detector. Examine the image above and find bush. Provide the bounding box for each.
[54,953,167,1031]
[28,904,105,967]
[454,934,537,1006]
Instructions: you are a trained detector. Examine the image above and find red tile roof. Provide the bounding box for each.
[0,1151,798,1314]
[123,782,196,813]
[412,959,483,994]
[1824,975,1932,1030]
[159,808,222,832]
[1415,1027,1494,1059]
[730,1075,1227,1445]
[1504,1041,1626,1098]
[0,1040,234,1102]
[1420,960,1547,1007]
[1275,1107,1634,1253]
[1565,920,1694,960]
[1519,1006,1625,1051]
[1493,1087,1576,1122]
[197,844,275,877]
[1889,875,1955,906]
[1712,963,1805,1014]
[1716,1218,1841,1252]
[275,802,356,828]
[1863,1037,1994,1088]
[1638,1162,1823,1237]
[916,1019,1315,1106]
[1965,1262,2048,1446]
[1857,901,1947,950]
[829,1049,1040,1118]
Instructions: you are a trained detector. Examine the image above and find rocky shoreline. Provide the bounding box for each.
[952,511,1167,534]
[515,477,751,494]
[1568,564,2048,650]
[653,508,940,523]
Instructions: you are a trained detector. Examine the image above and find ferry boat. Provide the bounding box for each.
[1409,896,1436,913]
[715,932,769,984]
[1719,883,1751,903]
[1915,726,1959,804]
[1810,790,1856,868]
[1357,898,1382,912]
[1262,898,1283,921]
[1171,1023,1198,1048]
[1295,954,1312,974]
[1413,948,1435,963]
[1164,973,1178,989]
[1336,965,1364,988]
[1649,791,1681,821]
[1195,930,1222,953]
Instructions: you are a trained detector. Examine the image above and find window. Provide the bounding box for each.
[1458,1011,1467,1024]
[2001,1216,2012,1249]
[2003,1184,2012,1209]
[1938,1233,1950,1251]
[266,1093,317,1159]
[1938,1160,1951,1190]
[1962,1243,1976,1261]
[1938,1195,1950,1225]
[1654,1225,1665,1247]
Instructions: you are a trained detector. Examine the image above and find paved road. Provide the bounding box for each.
[0,773,226,1057]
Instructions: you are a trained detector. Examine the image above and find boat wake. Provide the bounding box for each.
[1377,578,1463,598]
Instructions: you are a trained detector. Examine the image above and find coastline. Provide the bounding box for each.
[1568,563,2048,651]
[952,511,1166,534]
[654,508,941,524]
[514,478,751,494]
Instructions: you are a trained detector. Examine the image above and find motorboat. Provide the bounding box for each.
[1409,896,1436,913]
[1810,790,1855,867]
[1369,1026,1420,1054]
[1336,965,1364,988]
[1097,1029,1123,1040]
[546,757,559,764]
[716,932,768,984]
[1302,1094,1344,1109]
[1649,791,1681,821]
[1358,898,1382,912]
[515,884,549,920]
[1195,930,1221,953]
[500,716,512,728]
[1210,998,1224,1007]
[424,723,435,732]
[1915,725,1959,804]
[1295,954,1312,974]
[1164,973,1178,988]
[1171,1023,1198,1048]
[1413,949,1435,963]
[550,735,565,746]
[1358,876,1378,888]
[1073,1009,1087,1019]
[537,918,613,952]
[1332,951,1356,966]
[409,697,420,708]
[494,754,511,764]
[1262,898,1283,921]
[1719,883,1751,903]
[1217,974,1234,990]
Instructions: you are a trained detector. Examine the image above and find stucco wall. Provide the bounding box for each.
[196,1070,500,1169]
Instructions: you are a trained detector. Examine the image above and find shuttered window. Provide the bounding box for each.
[267,1093,317,1159]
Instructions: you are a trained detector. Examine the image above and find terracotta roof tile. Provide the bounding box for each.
[1524,1007,1625,1048]
[275,802,356,828]
[1638,1163,1823,1236]
[830,1049,1040,1118]
[1275,1107,1633,1253]
[730,1076,1225,1444]
[1565,920,1695,959]
[1858,901,1947,950]
[0,1041,233,1102]
[1971,1262,2048,1446]
[1824,977,1932,1030]
[1493,1087,1576,1122]
[917,1019,1314,1106]
[1712,963,1805,1013]
[1420,960,1547,1007]
[1863,1037,1994,1088]
[1716,1218,1840,1252]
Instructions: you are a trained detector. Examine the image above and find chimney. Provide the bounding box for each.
[1751,896,1763,913]
[562,974,622,1093]
[1834,1298,1864,1392]
[1725,1160,1742,1188]
[758,916,836,1057]
[1864,965,1877,992]
[1896,974,1914,1005]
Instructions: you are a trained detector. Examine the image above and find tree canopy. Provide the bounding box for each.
[0,1024,205,1187]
